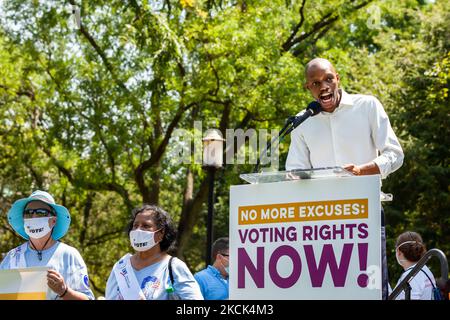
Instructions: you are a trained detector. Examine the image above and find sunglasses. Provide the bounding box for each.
[23,208,55,217]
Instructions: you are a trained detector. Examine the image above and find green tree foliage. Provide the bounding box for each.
[0,0,448,296]
[380,6,450,282]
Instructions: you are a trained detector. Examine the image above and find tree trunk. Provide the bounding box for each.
[79,192,94,246]
[175,166,194,259]
[175,174,209,259]
[147,166,161,204]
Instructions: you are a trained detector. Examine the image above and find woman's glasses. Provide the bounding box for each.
[23,208,55,218]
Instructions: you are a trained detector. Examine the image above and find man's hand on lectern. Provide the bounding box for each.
[343,164,361,175]
[344,162,381,176]
[286,172,301,180]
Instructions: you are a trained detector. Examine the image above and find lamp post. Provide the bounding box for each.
[202,129,225,267]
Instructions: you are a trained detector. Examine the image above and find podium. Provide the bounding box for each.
[229,167,383,300]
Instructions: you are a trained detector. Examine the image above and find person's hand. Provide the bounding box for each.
[343,163,361,176]
[286,172,300,180]
[47,269,67,297]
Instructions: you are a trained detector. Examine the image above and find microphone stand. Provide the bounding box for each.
[253,102,321,173]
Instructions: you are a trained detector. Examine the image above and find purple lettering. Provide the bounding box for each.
[286,226,297,241]
[249,229,259,243]
[260,228,269,242]
[319,225,331,240]
[346,224,357,239]
[238,247,265,288]
[358,223,369,239]
[238,229,249,243]
[332,224,345,240]
[303,226,313,241]
[269,245,301,288]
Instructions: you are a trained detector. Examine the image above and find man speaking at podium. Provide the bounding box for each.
[286,58,404,299]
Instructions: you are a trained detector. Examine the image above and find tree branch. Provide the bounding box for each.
[40,144,134,211]
[175,175,209,257]
[134,100,196,202]
[128,0,142,21]
[0,84,35,100]
[68,0,144,112]
[79,192,94,246]
[94,122,117,183]
[237,111,253,129]
[293,23,335,57]
[204,98,231,105]
[288,12,338,50]
[135,101,197,174]
[38,60,134,211]
[219,101,232,135]
[175,96,233,256]
[84,229,124,247]
[25,162,44,189]
[207,53,221,96]
[282,0,374,54]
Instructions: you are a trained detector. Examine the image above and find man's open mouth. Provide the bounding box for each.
[319,93,333,103]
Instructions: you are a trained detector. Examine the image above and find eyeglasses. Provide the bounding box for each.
[23,208,55,218]
[220,253,229,257]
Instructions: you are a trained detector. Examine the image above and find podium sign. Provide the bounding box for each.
[229,175,381,300]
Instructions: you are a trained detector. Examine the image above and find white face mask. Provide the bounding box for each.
[129,229,160,252]
[220,256,229,275]
[395,241,416,266]
[24,217,53,239]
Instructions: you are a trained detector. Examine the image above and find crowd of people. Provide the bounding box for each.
[0,58,446,300]
[0,190,229,300]
[0,189,443,300]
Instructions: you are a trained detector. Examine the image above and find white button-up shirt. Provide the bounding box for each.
[286,90,404,179]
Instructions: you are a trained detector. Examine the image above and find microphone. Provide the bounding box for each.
[253,101,322,173]
[284,101,322,136]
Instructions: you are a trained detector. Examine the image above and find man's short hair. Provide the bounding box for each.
[304,58,336,76]
[212,237,229,261]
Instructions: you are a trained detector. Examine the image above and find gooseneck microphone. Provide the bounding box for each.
[253,101,322,173]
[284,101,322,136]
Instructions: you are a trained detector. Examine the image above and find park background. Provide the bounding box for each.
[0,0,448,297]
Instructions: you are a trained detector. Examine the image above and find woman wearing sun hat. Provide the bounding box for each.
[0,190,95,300]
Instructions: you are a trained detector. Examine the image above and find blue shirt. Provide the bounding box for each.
[0,242,94,300]
[106,255,203,300]
[194,265,229,300]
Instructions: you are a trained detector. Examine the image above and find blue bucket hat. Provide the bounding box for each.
[7,190,71,241]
